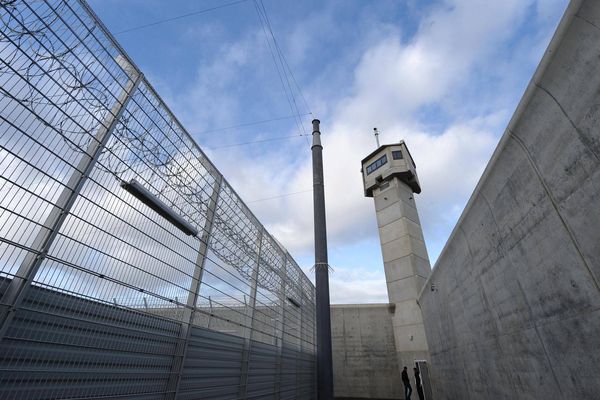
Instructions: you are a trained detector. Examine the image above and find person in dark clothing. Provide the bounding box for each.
[402,366,412,400]
[414,366,425,400]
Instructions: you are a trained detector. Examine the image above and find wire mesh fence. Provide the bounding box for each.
[0,0,316,398]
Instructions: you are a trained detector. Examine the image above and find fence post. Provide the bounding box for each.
[296,275,304,398]
[0,67,142,342]
[274,253,288,399]
[238,227,264,398]
[168,174,222,399]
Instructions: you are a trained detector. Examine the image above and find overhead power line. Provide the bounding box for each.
[256,0,311,121]
[114,0,250,35]
[246,189,313,204]
[205,134,303,150]
[253,0,312,146]
[110,0,314,152]
[195,113,312,135]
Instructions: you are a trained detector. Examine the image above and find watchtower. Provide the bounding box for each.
[361,140,431,370]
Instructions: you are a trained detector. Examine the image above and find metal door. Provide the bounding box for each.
[416,360,434,400]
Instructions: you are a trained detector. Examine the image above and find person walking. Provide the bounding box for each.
[414,366,425,400]
[402,366,412,400]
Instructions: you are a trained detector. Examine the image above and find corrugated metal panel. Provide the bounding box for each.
[0,278,317,399]
[245,340,279,399]
[177,326,245,400]
[281,347,303,400]
[0,278,179,399]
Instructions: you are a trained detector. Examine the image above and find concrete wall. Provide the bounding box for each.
[332,304,402,399]
[419,1,600,399]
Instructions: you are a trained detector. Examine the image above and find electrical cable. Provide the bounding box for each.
[257,0,311,136]
[246,189,313,204]
[194,112,312,135]
[204,134,303,150]
[253,0,311,146]
[109,0,313,150]
[106,0,313,151]
[113,0,250,35]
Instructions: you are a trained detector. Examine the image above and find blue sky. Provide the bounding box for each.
[89,0,569,303]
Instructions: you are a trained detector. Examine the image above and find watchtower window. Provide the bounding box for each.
[366,154,387,175]
[392,150,403,160]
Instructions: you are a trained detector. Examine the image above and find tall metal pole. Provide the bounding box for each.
[311,119,333,399]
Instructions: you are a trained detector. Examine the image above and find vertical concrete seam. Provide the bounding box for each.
[457,225,474,260]
[342,307,347,365]
[508,130,600,294]
[575,13,600,32]
[513,279,538,336]
[460,355,473,400]
[532,322,567,399]
[514,279,566,399]
[479,190,555,400]
[477,277,501,337]
[535,83,600,161]
[449,230,500,398]
[479,193,500,242]
[509,126,595,398]
[480,192,521,327]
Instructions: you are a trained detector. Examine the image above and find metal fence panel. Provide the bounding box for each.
[177,326,246,400]
[246,340,280,398]
[0,276,179,399]
[0,0,316,399]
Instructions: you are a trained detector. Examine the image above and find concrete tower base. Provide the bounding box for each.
[371,146,431,376]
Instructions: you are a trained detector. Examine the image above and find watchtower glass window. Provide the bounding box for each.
[392,150,403,160]
[366,154,388,175]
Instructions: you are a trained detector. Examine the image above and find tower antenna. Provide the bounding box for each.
[373,127,380,148]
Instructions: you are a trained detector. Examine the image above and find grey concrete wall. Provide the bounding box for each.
[419,1,600,399]
[331,304,402,399]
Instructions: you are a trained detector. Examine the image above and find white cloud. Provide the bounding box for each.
[329,265,388,304]
[338,0,530,125]
[171,0,567,303]
[228,0,533,250]
[406,115,501,258]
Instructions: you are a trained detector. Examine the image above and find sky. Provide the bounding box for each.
[88,0,569,304]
